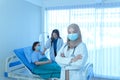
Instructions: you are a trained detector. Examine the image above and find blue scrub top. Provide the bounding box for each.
[31,51,46,63]
[53,38,58,56]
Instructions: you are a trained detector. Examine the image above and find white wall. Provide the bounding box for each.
[24,0,120,8]
[24,0,120,9]
[25,0,42,6]
[42,0,120,8]
[42,0,97,7]
[0,0,42,77]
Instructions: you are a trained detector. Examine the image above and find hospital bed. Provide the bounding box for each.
[4,46,94,80]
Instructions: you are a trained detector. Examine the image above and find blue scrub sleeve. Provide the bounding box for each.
[31,53,38,63]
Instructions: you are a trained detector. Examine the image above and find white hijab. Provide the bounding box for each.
[67,23,82,48]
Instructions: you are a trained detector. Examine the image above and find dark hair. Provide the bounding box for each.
[51,29,61,45]
[32,41,39,51]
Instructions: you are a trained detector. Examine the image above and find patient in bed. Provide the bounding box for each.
[31,41,61,80]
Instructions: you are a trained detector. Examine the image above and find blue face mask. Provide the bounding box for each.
[67,33,78,41]
[36,46,41,51]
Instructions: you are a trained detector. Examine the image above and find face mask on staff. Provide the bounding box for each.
[67,33,78,41]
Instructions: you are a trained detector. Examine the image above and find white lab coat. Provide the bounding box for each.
[45,38,63,61]
[55,42,88,80]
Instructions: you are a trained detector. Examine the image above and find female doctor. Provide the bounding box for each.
[43,29,63,61]
[55,23,88,80]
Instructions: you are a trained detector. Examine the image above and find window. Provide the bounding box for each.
[44,4,120,77]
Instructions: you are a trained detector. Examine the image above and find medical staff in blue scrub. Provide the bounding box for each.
[56,23,88,80]
[31,41,61,80]
[43,29,63,61]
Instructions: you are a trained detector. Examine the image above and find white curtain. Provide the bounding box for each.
[44,4,120,77]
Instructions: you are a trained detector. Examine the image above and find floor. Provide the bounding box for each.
[1,76,120,80]
[0,77,16,80]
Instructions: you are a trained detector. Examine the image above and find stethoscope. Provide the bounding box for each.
[63,44,76,57]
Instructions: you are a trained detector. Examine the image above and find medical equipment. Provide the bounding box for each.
[4,46,94,80]
[4,47,44,80]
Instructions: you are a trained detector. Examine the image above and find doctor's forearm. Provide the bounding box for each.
[35,60,51,65]
[43,48,47,54]
[56,57,72,65]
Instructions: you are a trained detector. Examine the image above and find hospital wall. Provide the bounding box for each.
[0,0,42,77]
[24,0,120,8]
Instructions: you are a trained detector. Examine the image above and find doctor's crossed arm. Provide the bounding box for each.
[70,54,82,63]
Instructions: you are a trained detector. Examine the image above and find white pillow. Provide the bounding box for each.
[23,46,33,63]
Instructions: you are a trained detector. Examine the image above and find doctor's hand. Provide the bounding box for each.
[61,53,65,57]
[47,60,52,63]
[41,51,45,55]
[75,54,82,59]
[70,54,82,63]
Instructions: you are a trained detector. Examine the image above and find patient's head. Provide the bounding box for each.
[32,41,40,51]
